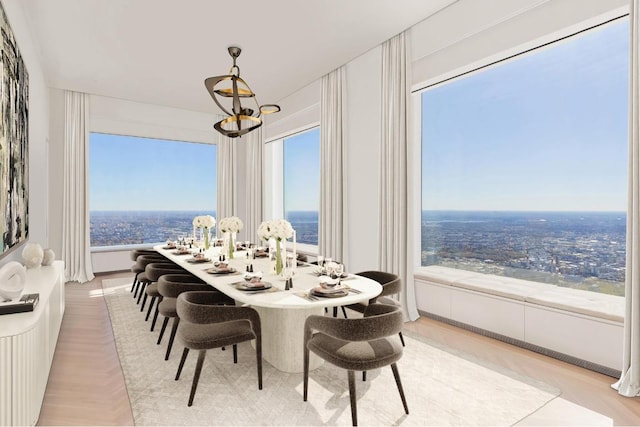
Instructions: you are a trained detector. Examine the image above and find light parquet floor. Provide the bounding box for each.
[37,272,640,426]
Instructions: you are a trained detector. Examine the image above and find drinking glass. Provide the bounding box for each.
[335,263,344,277]
[317,255,324,268]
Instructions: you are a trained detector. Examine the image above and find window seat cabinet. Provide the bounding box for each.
[414,265,624,374]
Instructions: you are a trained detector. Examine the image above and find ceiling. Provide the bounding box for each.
[20,0,455,114]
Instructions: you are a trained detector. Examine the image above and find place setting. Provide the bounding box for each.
[185,252,212,263]
[232,271,275,293]
[205,260,238,275]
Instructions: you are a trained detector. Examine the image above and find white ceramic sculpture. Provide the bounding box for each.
[22,243,44,269]
[0,261,27,301]
[42,249,55,266]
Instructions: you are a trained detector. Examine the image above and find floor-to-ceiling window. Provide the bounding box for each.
[282,127,320,246]
[418,16,628,296]
[89,133,217,247]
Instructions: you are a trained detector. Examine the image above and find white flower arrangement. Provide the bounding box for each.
[218,216,244,234]
[192,215,216,229]
[257,221,272,241]
[258,219,293,241]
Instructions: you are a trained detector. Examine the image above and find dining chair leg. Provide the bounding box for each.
[150,303,161,331]
[232,344,238,363]
[333,307,338,317]
[130,273,139,293]
[362,371,366,381]
[188,350,207,407]
[348,370,358,426]
[157,317,169,344]
[256,340,263,390]
[303,347,309,401]
[145,296,156,321]
[165,317,180,361]
[136,283,147,304]
[341,306,348,318]
[391,363,409,415]
[175,347,189,380]
[398,331,406,347]
[140,293,148,312]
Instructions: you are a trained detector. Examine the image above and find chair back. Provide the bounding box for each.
[177,291,261,344]
[356,270,401,299]
[305,303,402,343]
[157,274,207,299]
[145,262,184,282]
[130,248,161,262]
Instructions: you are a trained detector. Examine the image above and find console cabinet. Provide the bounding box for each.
[0,261,65,426]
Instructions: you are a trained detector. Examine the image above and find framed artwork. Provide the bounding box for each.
[0,2,29,258]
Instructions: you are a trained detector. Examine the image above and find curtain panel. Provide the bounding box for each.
[319,67,346,261]
[613,0,640,397]
[215,119,236,234]
[62,90,95,283]
[244,127,264,243]
[379,31,418,321]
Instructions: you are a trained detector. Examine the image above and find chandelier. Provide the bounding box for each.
[204,46,280,138]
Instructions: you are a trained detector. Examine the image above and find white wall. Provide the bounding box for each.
[0,1,50,267]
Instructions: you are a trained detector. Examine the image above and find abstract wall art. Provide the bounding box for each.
[0,2,29,258]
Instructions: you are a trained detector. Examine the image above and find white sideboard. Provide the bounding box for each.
[0,261,65,426]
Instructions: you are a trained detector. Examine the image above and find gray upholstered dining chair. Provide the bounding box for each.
[142,262,188,329]
[344,270,406,347]
[303,303,408,426]
[130,252,166,299]
[156,274,232,361]
[175,291,263,407]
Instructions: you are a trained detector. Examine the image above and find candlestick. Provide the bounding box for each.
[293,230,297,264]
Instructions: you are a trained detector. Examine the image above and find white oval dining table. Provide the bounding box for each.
[154,245,382,373]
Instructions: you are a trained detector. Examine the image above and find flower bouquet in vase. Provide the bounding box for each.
[192,215,216,251]
[258,219,294,276]
[219,216,244,259]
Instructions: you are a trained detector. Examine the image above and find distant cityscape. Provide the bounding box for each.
[90,210,626,296]
[422,211,625,296]
[90,210,319,246]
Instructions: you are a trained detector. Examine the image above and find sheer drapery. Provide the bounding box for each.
[215,118,236,235]
[62,91,94,283]
[319,67,346,261]
[379,31,418,321]
[244,127,264,243]
[613,0,640,397]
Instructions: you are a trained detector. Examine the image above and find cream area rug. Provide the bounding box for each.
[102,277,560,426]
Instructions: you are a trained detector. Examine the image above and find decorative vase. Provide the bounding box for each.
[226,232,235,259]
[273,238,285,276]
[204,227,210,250]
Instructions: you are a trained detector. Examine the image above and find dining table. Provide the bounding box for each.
[154,244,382,373]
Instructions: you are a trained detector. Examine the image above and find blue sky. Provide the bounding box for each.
[283,127,320,211]
[422,16,629,212]
[90,134,217,211]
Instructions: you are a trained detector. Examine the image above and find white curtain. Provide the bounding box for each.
[319,67,346,261]
[215,119,236,234]
[244,126,264,243]
[379,31,418,321]
[62,91,94,283]
[613,1,640,397]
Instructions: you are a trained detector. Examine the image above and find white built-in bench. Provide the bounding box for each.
[414,265,624,375]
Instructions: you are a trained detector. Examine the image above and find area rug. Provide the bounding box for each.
[102,277,560,426]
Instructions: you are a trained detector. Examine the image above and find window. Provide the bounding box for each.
[89,133,217,247]
[419,17,628,296]
[283,127,320,245]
